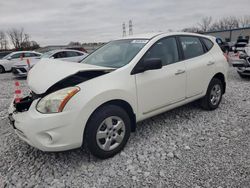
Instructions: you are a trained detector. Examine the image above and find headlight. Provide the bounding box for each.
[36,87,80,113]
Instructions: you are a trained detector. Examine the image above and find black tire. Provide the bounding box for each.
[201,78,223,110]
[0,65,5,74]
[84,104,131,159]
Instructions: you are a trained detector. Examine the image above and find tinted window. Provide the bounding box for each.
[53,52,67,59]
[76,52,83,56]
[180,36,204,59]
[24,53,38,57]
[144,37,179,66]
[66,51,78,57]
[11,53,23,59]
[202,38,213,51]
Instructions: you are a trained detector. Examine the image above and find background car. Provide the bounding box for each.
[233,38,249,53]
[0,51,41,73]
[41,49,88,62]
[12,49,88,77]
[0,51,12,59]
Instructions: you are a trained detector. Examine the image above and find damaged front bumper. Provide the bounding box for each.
[8,94,83,152]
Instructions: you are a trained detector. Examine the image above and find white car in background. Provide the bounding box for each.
[12,49,88,77]
[9,32,228,159]
[0,51,41,73]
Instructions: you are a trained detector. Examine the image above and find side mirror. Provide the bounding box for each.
[131,58,162,75]
[7,56,12,60]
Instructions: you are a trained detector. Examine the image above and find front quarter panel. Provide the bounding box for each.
[62,68,137,143]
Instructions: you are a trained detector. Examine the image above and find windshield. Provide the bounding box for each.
[81,39,148,68]
[41,51,55,58]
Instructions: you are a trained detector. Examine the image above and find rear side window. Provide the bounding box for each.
[179,36,204,59]
[53,52,67,59]
[76,52,84,56]
[144,37,179,66]
[202,38,214,51]
[24,53,38,57]
[66,51,78,57]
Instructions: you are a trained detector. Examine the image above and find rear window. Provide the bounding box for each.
[202,38,214,51]
[179,36,204,59]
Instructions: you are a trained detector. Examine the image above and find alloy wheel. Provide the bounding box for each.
[96,116,126,151]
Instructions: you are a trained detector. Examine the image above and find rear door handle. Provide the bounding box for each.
[175,69,185,75]
[207,61,215,66]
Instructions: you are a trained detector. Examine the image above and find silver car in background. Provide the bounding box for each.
[12,49,88,77]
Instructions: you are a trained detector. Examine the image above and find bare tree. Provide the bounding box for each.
[198,16,212,32]
[210,16,239,31]
[182,27,200,33]
[239,15,250,27]
[0,31,8,50]
[7,28,30,50]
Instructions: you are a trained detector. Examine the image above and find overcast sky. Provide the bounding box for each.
[0,0,249,46]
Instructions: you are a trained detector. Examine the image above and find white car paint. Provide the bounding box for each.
[9,32,228,153]
[0,51,41,72]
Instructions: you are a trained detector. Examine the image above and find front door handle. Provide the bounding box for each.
[207,61,215,66]
[175,69,185,75]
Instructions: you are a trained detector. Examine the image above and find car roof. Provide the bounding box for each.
[10,51,41,55]
[49,49,84,53]
[121,32,215,40]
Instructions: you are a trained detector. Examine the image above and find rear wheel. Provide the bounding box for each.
[201,78,223,110]
[84,105,131,159]
[0,66,5,74]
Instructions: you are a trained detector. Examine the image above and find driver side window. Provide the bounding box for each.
[144,37,179,66]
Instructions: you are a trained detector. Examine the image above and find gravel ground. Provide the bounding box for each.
[0,68,250,188]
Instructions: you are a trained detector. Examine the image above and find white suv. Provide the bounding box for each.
[8,32,228,159]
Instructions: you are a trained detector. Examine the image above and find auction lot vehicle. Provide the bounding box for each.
[41,49,88,62]
[11,49,88,78]
[0,51,12,59]
[0,51,41,73]
[8,32,228,159]
[232,52,250,78]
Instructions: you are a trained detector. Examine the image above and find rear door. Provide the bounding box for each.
[178,36,215,98]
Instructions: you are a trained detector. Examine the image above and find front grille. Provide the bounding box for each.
[19,68,27,73]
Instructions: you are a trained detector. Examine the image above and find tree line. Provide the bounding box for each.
[182,15,250,33]
[0,28,40,51]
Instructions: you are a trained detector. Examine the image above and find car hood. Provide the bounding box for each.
[28,59,115,94]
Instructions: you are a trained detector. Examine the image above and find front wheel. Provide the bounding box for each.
[201,78,223,110]
[84,105,131,159]
[0,66,5,74]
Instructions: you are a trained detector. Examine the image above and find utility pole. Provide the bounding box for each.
[122,22,126,37]
[129,20,133,36]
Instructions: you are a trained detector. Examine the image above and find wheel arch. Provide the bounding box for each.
[85,99,137,133]
[212,72,226,94]
[0,65,5,73]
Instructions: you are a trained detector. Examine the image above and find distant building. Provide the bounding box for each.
[204,27,250,43]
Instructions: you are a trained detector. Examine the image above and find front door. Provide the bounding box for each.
[135,37,186,117]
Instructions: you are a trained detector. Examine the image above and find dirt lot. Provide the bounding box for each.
[0,68,250,188]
